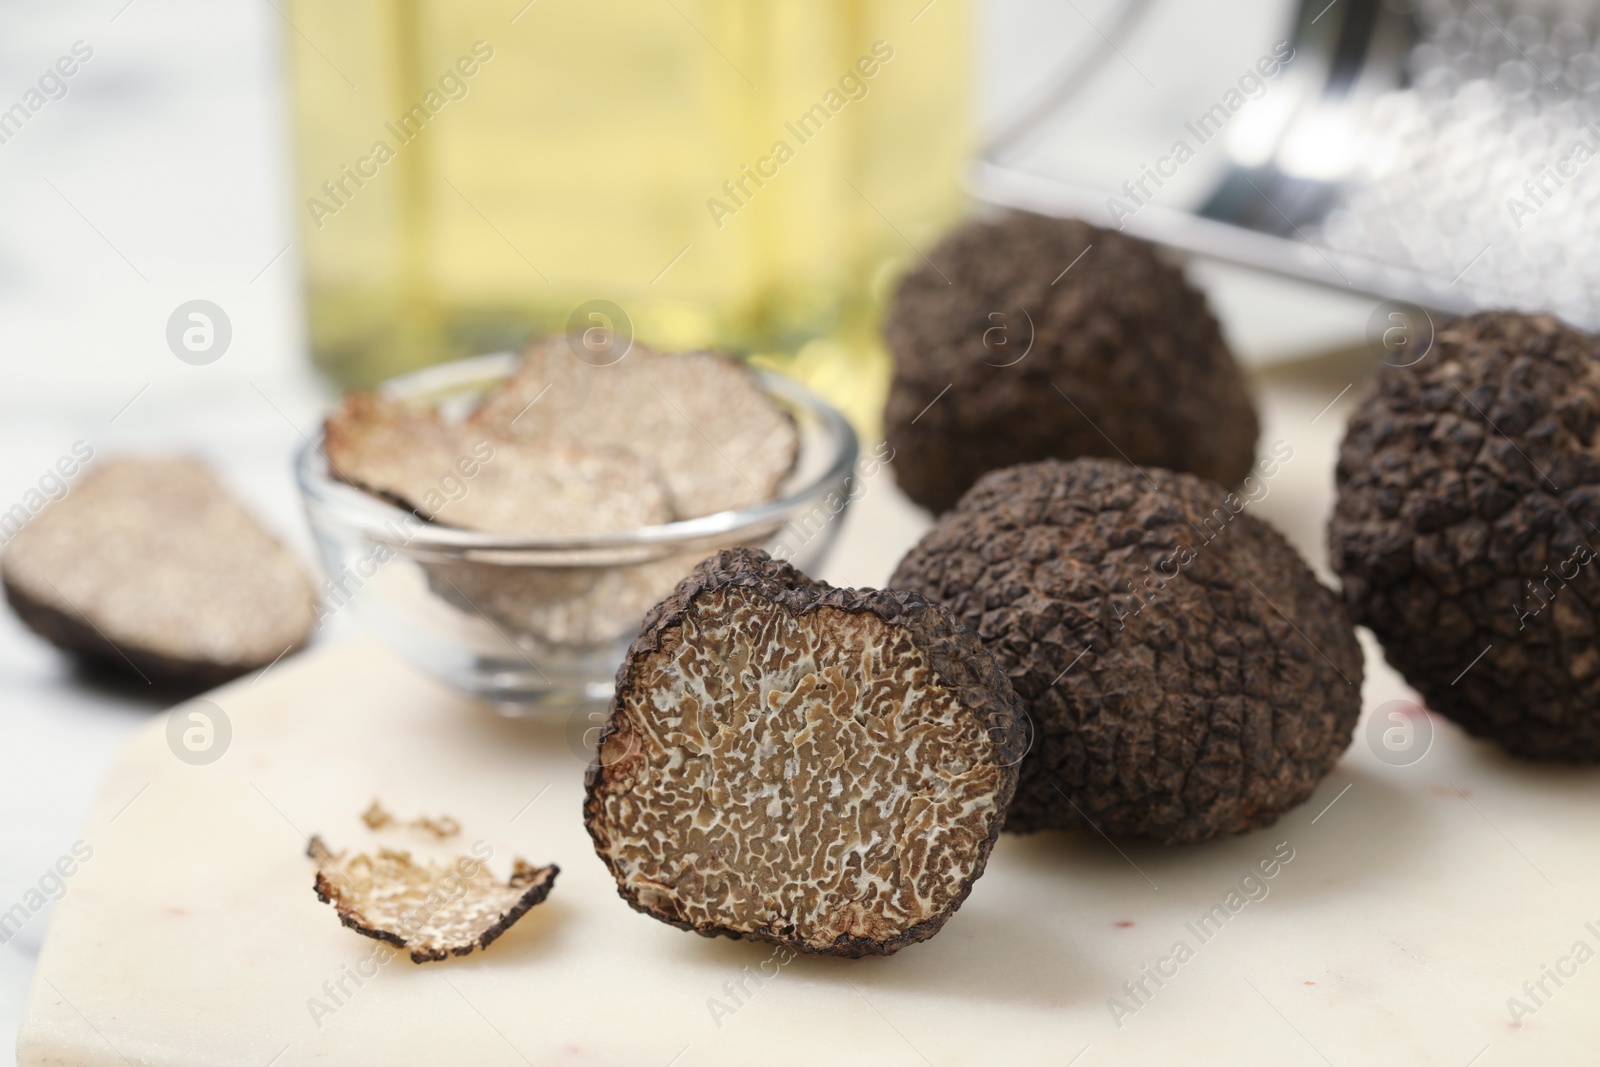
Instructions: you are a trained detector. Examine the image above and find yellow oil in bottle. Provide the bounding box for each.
[282,0,969,434]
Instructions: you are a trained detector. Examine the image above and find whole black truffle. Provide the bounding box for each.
[882,212,1259,514]
[891,458,1362,844]
[584,548,1028,957]
[1331,310,1600,759]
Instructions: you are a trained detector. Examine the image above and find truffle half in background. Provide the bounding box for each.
[1,457,317,689]
[882,212,1259,513]
[892,458,1362,845]
[584,548,1028,957]
[1332,310,1600,759]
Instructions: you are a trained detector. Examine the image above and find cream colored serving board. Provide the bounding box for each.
[19,365,1600,1066]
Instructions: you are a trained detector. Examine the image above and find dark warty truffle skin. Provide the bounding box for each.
[882,212,1260,514]
[891,458,1363,845]
[1331,310,1600,760]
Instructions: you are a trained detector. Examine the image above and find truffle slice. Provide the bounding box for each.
[1,457,316,689]
[360,799,460,838]
[325,391,684,646]
[892,458,1362,844]
[425,551,709,649]
[583,548,1027,957]
[1331,310,1600,759]
[470,339,799,519]
[309,837,558,963]
[883,212,1259,513]
[324,393,672,537]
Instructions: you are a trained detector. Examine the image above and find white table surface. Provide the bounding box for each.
[0,1,1380,1063]
[23,343,1600,1067]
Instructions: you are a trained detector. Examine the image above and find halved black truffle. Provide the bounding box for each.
[583,548,1027,957]
[882,212,1260,513]
[892,458,1362,844]
[1,457,316,689]
[1331,310,1600,759]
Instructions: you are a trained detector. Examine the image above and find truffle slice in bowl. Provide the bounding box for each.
[323,391,674,537]
[470,338,799,519]
[583,548,1027,957]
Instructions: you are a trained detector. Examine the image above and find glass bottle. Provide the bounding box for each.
[282,0,969,434]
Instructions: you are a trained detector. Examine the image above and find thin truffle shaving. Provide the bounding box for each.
[323,392,671,537]
[309,837,557,963]
[360,799,460,838]
[471,339,798,518]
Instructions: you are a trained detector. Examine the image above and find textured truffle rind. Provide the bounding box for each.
[1331,310,1600,759]
[892,458,1362,844]
[584,548,1027,958]
[883,212,1259,513]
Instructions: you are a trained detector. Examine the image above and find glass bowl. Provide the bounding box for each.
[295,352,859,710]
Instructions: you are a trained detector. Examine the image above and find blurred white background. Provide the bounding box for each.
[0,3,317,1056]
